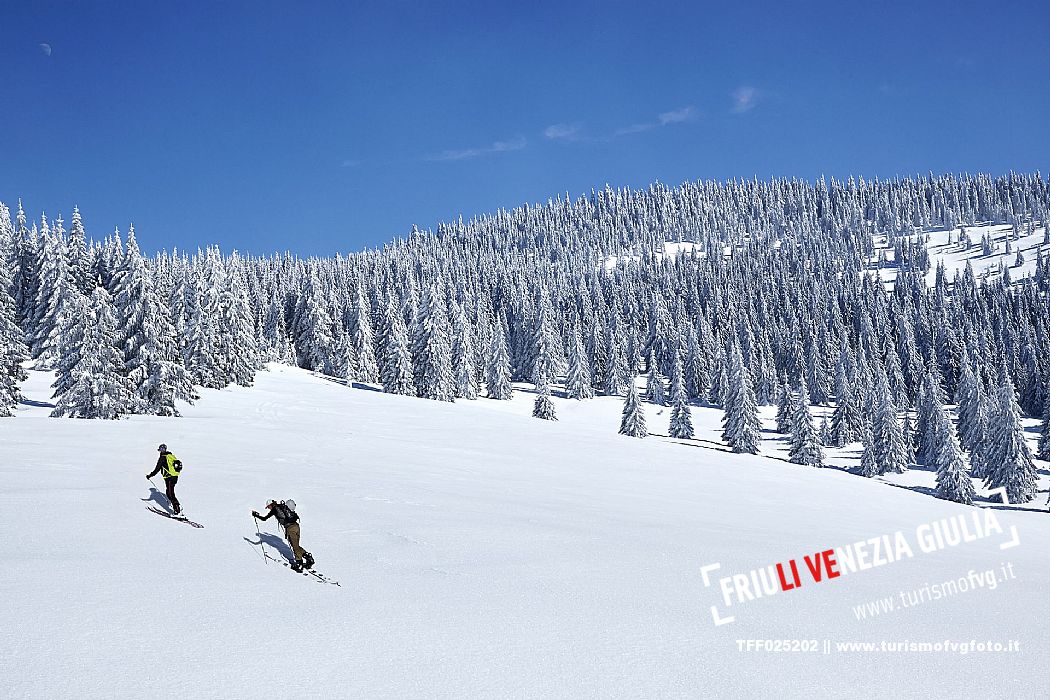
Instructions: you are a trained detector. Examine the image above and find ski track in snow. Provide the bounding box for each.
[0,364,1048,698]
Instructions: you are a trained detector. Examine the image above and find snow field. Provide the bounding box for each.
[0,364,1047,698]
[874,222,1049,287]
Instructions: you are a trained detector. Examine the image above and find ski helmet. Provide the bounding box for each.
[158,443,167,452]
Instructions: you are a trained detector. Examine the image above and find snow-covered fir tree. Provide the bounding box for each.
[411,283,455,402]
[530,286,562,395]
[348,278,379,383]
[954,359,981,453]
[788,375,823,467]
[915,370,948,466]
[774,380,792,434]
[930,397,977,504]
[708,344,727,406]
[983,368,1039,503]
[858,415,880,478]
[452,301,478,400]
[216,253,258,386]
[865,367,910,475]
[529,287,565,390]
[604,313,628,396]
[618,378,647,438]
[111,229,195,414]
[818,414,831,447]
[829,346,864,446]
[1037,391,1050,461]
[644,351,666,405]
[50,290,89,400]
[721,340,761,453]
[260,286,296,365]
[66,206,93,295]
[532,377,557,421]
[11,201,40,331]
[683,325,707,401]
[901,413,917,465]
[485,319,512,400]
[185,249,229,387]
[0,207,28,415]
[30,223,76,368]
[379,296,415,396]
[292,268,335,374]
[668,351,693,439]
[51,287,135,419]
[564,323,594,400]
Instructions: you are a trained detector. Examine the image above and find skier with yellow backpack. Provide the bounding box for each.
[146,444,184,515]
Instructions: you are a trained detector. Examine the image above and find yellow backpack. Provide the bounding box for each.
[163,453,183,477]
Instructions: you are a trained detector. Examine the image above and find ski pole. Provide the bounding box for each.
[253,515,269,565]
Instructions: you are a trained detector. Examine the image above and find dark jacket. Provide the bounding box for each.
[147,452,178,480]
[259,502,298,527]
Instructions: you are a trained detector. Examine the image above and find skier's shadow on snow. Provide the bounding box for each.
[141,488,172,512]
[245,533,295,562]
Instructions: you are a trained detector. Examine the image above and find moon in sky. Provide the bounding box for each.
[39,43,52,56]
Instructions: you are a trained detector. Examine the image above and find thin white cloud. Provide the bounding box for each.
[39,43,52,57]
[544,123,582,141]
[615,122,656,136]
[428,135,527,162]
[731,86,759,113]
[658,106,697,124]
[614,106,697,136]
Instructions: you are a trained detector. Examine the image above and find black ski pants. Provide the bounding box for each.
[164,476,181,514]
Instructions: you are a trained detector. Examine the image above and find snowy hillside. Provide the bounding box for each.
[1,365,1047,698]
[874,222,1050,288]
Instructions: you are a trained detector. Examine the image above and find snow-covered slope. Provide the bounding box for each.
[875,222,1049,287]
[1,366,1047,698]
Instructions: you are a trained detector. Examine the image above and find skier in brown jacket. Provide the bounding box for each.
[252,500,314,572]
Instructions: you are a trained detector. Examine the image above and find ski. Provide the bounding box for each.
[305,568,341,586]
[146,505,204,528]
[245,532,339,585]
[276,557,340,586]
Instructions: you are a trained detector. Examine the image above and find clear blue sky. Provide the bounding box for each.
[2,1,1048,257]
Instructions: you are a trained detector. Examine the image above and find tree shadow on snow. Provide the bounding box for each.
[349,382,383,393]
[975,500,1048,513]
[655,432,855,473]
[904,461,936,474]
[19,397,55,409]
[315,373,384,393]
[658,432,1049,510]
[874,480,938,499]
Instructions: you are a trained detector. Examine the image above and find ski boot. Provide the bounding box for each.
[303,553,315,569]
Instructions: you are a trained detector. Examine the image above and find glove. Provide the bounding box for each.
[251,511,260,518]
[145,474,151,480]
